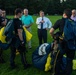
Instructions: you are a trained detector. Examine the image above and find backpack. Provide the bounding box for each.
[3,19,26,48]
[64,19,76,50]
[3,19,15,42]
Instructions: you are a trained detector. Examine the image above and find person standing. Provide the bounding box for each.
[71,9,76,21]
[2,10,10,24]
[0,9,6,63]
[50,9,75,75]
[21,9,34,49]
[10,8,30,69]
[0,9,6,27]
[36,10,52,45]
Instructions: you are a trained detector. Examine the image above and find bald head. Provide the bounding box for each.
[72,9,76,17]
[72,9,76,13]
[24,9,28,16]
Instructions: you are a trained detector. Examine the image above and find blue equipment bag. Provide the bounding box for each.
[32,43,51,70]
[0,41,10,50]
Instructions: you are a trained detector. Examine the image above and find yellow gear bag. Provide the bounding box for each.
[73,60,76,70]
[45,53,52,71]
[0,27,6,43]
[23,26,32,42]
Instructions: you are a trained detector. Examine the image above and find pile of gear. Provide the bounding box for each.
[32,32,76,73]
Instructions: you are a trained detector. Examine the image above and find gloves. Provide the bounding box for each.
[17,41,26,52]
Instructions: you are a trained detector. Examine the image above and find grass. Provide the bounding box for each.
[0,15,76,75]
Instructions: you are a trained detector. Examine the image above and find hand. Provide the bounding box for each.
[21,41,25,47]
[46,28,49,30]
[24,25,29,28]
[40,20,45,23]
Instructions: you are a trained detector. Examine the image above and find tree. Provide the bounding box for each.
[0,0,76,15]
[47,0,62,15]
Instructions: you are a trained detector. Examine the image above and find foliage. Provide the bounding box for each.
[0,0,76,15]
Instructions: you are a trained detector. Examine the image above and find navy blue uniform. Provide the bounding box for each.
[52,18,75,75]
[10,18,27,69]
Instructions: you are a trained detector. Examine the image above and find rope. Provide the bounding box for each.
[52,50,60,75]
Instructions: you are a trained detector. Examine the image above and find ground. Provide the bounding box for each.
[0,16,76,75]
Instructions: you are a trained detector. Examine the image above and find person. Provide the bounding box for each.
[0,9,6,27]
[21,9,34,49]
[50,9,75,75]
[71,9,76,21]
[0,9,6,63]
[10,8,30,69]
[36,10,52,45]
[2,10,10,24]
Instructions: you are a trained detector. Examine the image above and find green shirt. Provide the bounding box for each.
[21,15,34,26]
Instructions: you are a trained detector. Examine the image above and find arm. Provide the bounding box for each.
[36,18,40,25]
[16,20,24,44]
[25,23,33,28]
[49,28,55,36]
[49,19,60,36]
[24,16,34,28]
[47,19,52,29]
[18,29,24,42]
[36,18,45,25]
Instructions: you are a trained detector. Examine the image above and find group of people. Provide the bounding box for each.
[0,8,52,70]
[0,8,34,69]
[0,8,76,75]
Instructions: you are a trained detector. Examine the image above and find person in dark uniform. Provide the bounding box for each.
[10,8,30,69]
[2,10,10,24]
[0,9,6,63]
[50,9,75,75]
